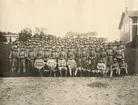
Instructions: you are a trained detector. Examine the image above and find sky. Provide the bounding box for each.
[0,0,137,41]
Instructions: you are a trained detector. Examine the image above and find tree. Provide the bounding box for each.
[0,31,7,42]
[19,28,32,41]
[33,27,47,40]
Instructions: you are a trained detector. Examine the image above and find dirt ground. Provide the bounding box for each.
[0,76,138,105]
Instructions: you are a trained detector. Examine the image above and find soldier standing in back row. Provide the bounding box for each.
[100,48,107,66]
[10,44,18,72]
[27,44,36,73]
[95,44,101,63]
[106,44,114,68]
[18,43,27,73]
[82,47,89,73]
[36,44,44,59]
[116,46,124,63]
[119,41,126,59]
[88,48,96,70]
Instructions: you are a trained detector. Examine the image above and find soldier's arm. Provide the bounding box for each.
[103,64,106,70]
[25,50,28,58]
[17,48,20,58]
[97,63,100,69]
[9,51,13,60]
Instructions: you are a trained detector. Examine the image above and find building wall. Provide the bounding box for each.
[120,14,131,43]
[4,34,19,43]
[6,36,18,43]
[121,17,138,48]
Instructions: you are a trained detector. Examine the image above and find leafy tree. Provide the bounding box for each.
[33,27,47,40]
[19,28,32,41]
[0,31,7,42]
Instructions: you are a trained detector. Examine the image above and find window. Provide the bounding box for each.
[132,18,138,35]
[132,18,137,24]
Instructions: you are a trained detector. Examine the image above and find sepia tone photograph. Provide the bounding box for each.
[0,0,138,105]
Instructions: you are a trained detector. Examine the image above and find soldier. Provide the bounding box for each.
[43,46,51,62]
[36,44,44,59]
[95,44,101,63]
[34,54,45,77]
[67,47,77,77]
[46,46,59,77]
[110,58,120,77]
[52,46,60,61]
[74,46,83,77]
[106,45,114,68]
[119,41,126,59]
[81,47,89,76]
[111,43,117,57]
[115,46,124,63]
[97,60,106,77]
[18,43,27,73]
[59,46,67,60]
[100,48,107,65]
[103,43,107,50]
[119,59,128,76]
[88,48,96,68]
[58,46,68,76]
[112,43,117,52]
[27,44,36,73]
[9,44,18,72]
[88,48,97,77]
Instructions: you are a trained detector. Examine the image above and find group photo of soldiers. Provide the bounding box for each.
[9,35,128,77]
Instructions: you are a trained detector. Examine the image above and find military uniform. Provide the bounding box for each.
[27,45,36,72]
[75,47,82,68]
[59,47,67,60]
[119,43,126,59]
[36,45,44,59]
[100,48,107,65]
[95,45,101,63]
[18,45,27,73]
[88,48,96,70]
[119,59,128,75]
[10,45,18,72]
[58,47,68,76]
[106,46,114,67]
[44,46,51,62]
[81,47,89,70]
[67,48,77,76]
[110,59,120,77]
[116,47,123,63]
